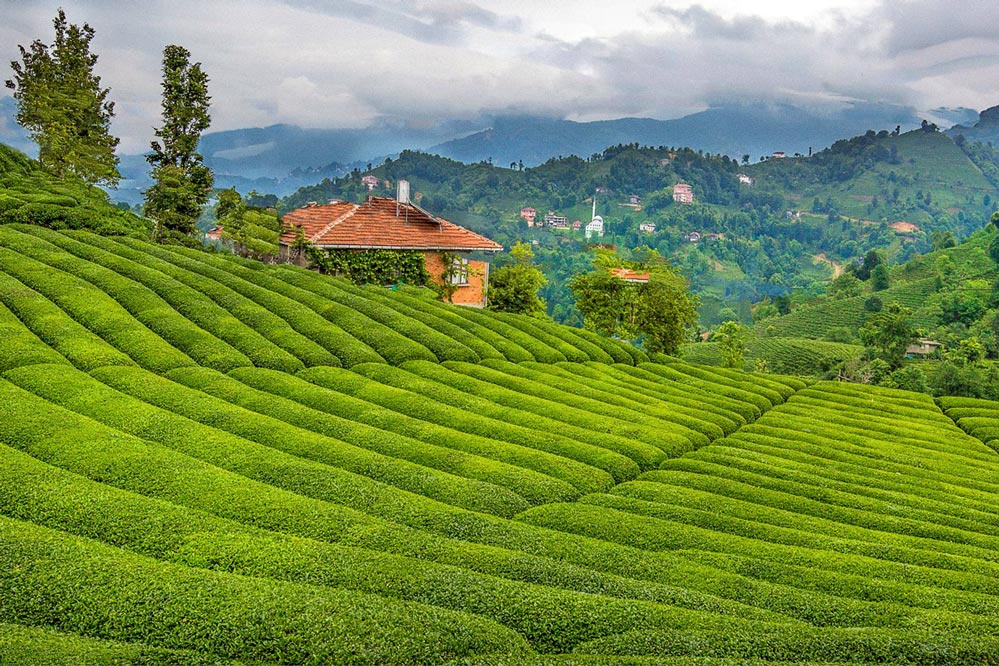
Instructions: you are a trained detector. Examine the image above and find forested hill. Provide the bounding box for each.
[283,127,999,326]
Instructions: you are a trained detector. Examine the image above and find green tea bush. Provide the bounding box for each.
[446,306,568,363]
[39,228,309,372]
[0,247,193,373]
[0,301,70,372]
[553,363,747,433]
[233,365,613,492]
[264,262,480,363]
[651,359,783,408]
[580,364,759,426]
[0,516,529,664]
[0,447,787,654]
[0,621,225,665]
[200,367,572,505]
[515,502,999,632]
[0,377,879,626]
[0,273,134,370]
[575,626,999,663]
[443,361,685,461]
[347,280,508,360]
[481,359,719,445]
[604,479,999,586]
[10,363,528,519]
[294,365,622,490]
[114,238,341,367]
[518,361,734,439]
[181,249,444,364]
[486,310,592,362]
[350,361,668,482]
[713,432,999,520]
[0,227,251,372]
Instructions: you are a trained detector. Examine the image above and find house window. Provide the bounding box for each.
[449,256,470,286]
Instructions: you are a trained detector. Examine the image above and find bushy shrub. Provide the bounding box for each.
[42,228,309,371]
[295,365,623,490]
[0,516,528,664]
[0,227,251,372]
[0,245,194,373]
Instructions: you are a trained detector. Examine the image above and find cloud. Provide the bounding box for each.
[3,0,999,153]
[272,0,523,46]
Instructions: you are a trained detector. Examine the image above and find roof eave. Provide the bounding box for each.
[283,241,502,253]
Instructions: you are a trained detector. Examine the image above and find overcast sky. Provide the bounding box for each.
[3,0,999,152]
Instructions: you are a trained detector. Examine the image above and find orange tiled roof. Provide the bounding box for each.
[280,197,503,252]
[610,267,651,282]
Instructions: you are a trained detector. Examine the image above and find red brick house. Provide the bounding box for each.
[279,194,502,307]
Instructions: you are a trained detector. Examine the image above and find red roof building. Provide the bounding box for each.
[280,196,502,307]
[673,183,694,204]
[609,267,651,283]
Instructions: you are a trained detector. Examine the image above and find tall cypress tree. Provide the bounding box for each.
[5,8,121,186]
[144,45,213,241]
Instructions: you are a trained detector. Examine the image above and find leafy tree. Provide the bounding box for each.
[859,302,918,368]
[569,249,698,355]
[989,234,999,265]
[931,362,984,397]
[883,366,928,393]
[939,291,986,326]
[216,187,247,252]
[864,295,883,312]
[144,45,213,241]
[716,320,748,369]
[488,242,547,317]
[827,273,863,299]
[5,9,120,186]
[945,337,985,366]
[853,249,883,281]
[773,294,792,315]
[870,263,890,291]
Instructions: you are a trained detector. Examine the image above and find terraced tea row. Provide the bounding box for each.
[683,337,864,375]
[4,360,999,661]
[519,381,999,660]
[0,225,643,372]
[3,227,999,662]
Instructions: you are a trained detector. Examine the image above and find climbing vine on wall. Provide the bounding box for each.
[306,247,431,286]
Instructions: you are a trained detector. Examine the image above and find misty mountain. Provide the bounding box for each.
[428,103,924,167]
[947,105,999,144]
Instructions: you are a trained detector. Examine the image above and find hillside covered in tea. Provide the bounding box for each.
[2,225,999,663]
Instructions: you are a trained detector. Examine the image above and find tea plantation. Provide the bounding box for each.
[2,225,999,663]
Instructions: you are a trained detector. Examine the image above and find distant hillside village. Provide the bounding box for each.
[516,177,750,242]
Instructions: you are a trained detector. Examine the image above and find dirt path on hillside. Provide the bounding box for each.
[813,253,844,278]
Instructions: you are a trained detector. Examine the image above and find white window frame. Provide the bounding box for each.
[449,256,470,286]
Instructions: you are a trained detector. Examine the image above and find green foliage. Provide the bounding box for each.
[882,365,929,393]
[859,303,918,368]
[715,320,748,369]
[307,246,431,286]
[488,242,547,316]
[939,290,987,326]
[214,188,282,258]
[827,272,863,299]
[570,250,698,355]
[870,263,890,291]
[145,46,213,240]
[0,145,146,235]
[11,220,999,661]
[5,9,120,186]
